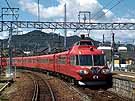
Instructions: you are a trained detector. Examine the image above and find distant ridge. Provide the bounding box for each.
[1,30,135,59]
[1,30,100,52]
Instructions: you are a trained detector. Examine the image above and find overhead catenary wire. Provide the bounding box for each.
[4,0,18,20]
[0,5,2,18]
[95,0,124,21]
[91,0,115,20]
[37,0,40,22]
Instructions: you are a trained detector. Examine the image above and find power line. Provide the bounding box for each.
[95,0,124,21]
[37,0,40,22]
[4,0,18,20]
[91,0,115,20]
[5,0,11,9]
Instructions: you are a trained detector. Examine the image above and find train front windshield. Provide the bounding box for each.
[77,55,105,66]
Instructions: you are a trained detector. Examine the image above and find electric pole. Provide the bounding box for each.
[103,34,104,45]
[64,3,67,50]
[111,33,115,71]
[38,0,40,22]
[1,8,19,78]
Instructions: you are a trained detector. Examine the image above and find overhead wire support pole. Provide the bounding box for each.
[111,33,115,72]
[4,0,19,20]
[64,3,67,50]
[7,23,13,78]
[37,0,40,22]
[1,7,19,78]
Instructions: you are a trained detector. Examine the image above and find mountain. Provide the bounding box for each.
[1,30,135,60]
[0,30,100,56]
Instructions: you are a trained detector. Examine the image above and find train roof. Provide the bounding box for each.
[55,51,69,56]
[74,40,94,46]
[23,56,38,59]
[37,54,55,58]
[69,45,104,55]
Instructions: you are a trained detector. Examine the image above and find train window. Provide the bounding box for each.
[38,58,48,63]
[58,56,66,64]
[26,59,30,63]
[76,56,79,65]
[70,56,79,65]
[32,59,35,63]
[49,59,54,64]
[80,41,93,45]
[15,60,17,63]
[28,59,31,63]
[12,59,15,64]
[43,58,48,63]
[17,59,20,63]
[23,59,26,63]
[79,55,93,66]
[93,55,105,66]
[70,56,75,65]
[75,41,93,46]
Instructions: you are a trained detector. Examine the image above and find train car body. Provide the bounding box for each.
[37,54,55,71]
[64,40,111,85]
[8,39,111,86]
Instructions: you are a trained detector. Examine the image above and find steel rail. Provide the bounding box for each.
[60,80,90,101]
[33,73,56,101]
[25,71,56,101]
[32,80,39,101]
[43,78,56,101]
[24,72,39,101]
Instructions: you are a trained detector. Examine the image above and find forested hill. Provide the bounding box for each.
[1,30,99,53]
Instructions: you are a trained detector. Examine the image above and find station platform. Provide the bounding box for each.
[112,71,135,100]
[112,71,135,81]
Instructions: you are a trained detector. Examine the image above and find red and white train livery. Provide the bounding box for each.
[4,39,112,86]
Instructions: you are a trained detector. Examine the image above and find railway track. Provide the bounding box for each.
[24,71,56,101]
[77,87,130,101]
[60,81,90,101]
[53,75,130,101]
[48,79,91,101]
[2,69,131,101]
[61,81,127,101]
[32,78,38,101]
[24,70,131,101]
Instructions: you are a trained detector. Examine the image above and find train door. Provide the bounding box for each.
[53,55,55,72]
[66,54,71,76]
[55,55,60,74]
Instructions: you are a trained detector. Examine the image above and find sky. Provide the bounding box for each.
[0,0,135,44]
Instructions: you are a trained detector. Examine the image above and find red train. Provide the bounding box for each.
[3,39,112,86]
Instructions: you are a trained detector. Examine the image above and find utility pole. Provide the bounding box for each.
[64,3,67,50]
[111,33,115,71]
[1,8,19,78]
[37,0,40,22]
[7,24,13,78]
[0,41,3,77]
[103,34,104,45]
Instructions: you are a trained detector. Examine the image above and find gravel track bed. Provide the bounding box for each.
[0,70,131,101]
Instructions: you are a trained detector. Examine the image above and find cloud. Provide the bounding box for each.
[113,17,135,23]
[19,0,64,20]
[17,0,135,43]
[19,0,113,21]
[0,31,9,39]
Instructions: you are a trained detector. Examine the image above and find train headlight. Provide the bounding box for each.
[79,70,89,75]
[101,69,110,74]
